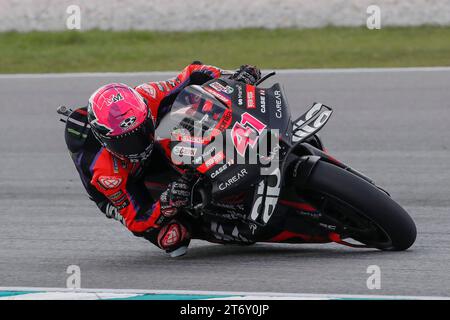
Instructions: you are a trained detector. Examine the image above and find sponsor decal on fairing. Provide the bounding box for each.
[218,168,248,191]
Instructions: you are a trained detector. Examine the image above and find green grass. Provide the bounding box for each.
[1,27,450,73]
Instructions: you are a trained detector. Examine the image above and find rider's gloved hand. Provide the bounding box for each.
[135,174,196,257]
[156,174,196,257]
[104,203,126,226]
[159,174,195,218]
[230,65,262,85]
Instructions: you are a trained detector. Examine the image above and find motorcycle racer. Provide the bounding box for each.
[64,62,261,257]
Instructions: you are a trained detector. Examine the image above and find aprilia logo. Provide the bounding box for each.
[250,168,281,224]
[292,103,332,142]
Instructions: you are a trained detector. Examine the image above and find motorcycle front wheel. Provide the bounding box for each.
[298,160,417,251]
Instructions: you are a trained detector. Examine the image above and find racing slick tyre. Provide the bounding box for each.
[299,160,417,251]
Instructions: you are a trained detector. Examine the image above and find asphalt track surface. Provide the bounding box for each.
[0,69,449,297]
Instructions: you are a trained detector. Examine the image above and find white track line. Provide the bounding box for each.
[0,287,448,300]
[1,67,450,79]
[0,292,142,300]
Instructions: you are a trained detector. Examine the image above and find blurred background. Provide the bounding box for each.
[0,0,450,73]
[1,0,450,296]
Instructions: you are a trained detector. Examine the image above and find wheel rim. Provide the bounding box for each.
[304,192,393,249]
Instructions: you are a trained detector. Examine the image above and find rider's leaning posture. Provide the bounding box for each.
[64,62,261,257]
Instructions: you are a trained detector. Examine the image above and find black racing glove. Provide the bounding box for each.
[230,64,262,85]
[104,203,126,225]
[159,174,195,219]
[97,200,126,226]
[132,174,196,257]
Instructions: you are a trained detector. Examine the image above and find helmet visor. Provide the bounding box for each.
[102,115,155,162]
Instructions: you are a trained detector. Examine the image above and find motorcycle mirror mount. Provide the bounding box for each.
[220,70,277,86]
[185,174,211,216]
[255,71,276,86]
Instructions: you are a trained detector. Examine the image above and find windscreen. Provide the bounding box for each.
[156,85,232,143]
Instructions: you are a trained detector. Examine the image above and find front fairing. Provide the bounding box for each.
[155,78,292,199]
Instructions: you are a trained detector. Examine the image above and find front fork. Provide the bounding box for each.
[289,142,386,194]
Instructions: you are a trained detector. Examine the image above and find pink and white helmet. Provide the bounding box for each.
[87,83,155,162]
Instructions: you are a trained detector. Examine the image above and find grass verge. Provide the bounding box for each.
[0,27,449,73]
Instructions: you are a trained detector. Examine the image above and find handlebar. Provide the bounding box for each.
[220,70,277,86]
[220,69,235,76]
[191,185,211,210]
[185,180,212,218]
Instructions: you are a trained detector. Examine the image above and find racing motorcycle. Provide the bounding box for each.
[58,72,417,252]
